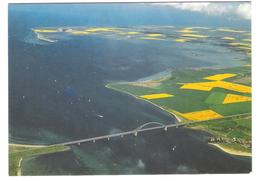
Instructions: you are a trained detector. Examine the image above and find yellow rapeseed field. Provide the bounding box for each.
[238,46,251,51]
[33,29,59,33]
[178,29,197,33]
[222,37,236,40]
[126,32,140,35]
[218,81,251,93]
[175,39,189,42]
[140,93,174,100]
[85,27,118,32]
[204,73,237,81]
[223,94,252,104]
[180,82,214,91]
[119,31,140,35]
[146,34,163,37]
[175,109,223,121]
[229,42,251,47]
[181,33,208,38]
[180,80,251,93]
[217,28,245,33]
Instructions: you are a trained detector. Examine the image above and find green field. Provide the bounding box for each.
[205,91,227,104]
[187,116,251,153]
[9,144,70,176]
[107,66,252,155]
[188,117,251,140]
[210,102,251,116]
[108,66,251,116]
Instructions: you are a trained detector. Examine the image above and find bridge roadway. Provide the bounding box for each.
[55,123,187,146]
[54,112,251,146]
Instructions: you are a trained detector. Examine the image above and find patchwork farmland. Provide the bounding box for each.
[107,65,251,155]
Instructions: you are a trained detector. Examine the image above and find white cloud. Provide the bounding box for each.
[168,3,210,12]
[236,3,251,20]
[153,2,251,20]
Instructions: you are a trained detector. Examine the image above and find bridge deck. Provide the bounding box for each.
[53,113,250,146]
[55,123,185,146]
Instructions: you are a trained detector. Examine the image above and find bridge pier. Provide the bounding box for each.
[93,140,95,143]
[78,142,81,146]
[121,135,124,138]
[164,126,168,131]
[107,137,110,141]
[134,132,138,136]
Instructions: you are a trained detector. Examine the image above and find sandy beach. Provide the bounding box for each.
[210,143,252,157]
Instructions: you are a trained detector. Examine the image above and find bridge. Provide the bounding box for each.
[53,112,251,146]
[55,121,187,146]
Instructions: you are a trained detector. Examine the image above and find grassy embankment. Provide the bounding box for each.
[9,144,70,176]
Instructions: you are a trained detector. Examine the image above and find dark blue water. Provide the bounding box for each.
[21,129,251,175]
[9,3,251,174]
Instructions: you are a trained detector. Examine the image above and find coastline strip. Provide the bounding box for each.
[209,143,251,157]
[9,143,46,148]
[17,158,23,176]
[105,84,182,122]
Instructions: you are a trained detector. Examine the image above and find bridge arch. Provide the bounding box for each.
[134,122,166,131]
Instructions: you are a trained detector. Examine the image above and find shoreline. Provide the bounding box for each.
[106,83,251,158]
[9,143,71,176]
[36,33,57,43]
[105,84,182,123]
[17,158,23,176]
[209,143,251,157]
[9,143,47,148]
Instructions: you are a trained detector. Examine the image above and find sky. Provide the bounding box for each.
[152,2,251,20]
[9,2,251,29]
